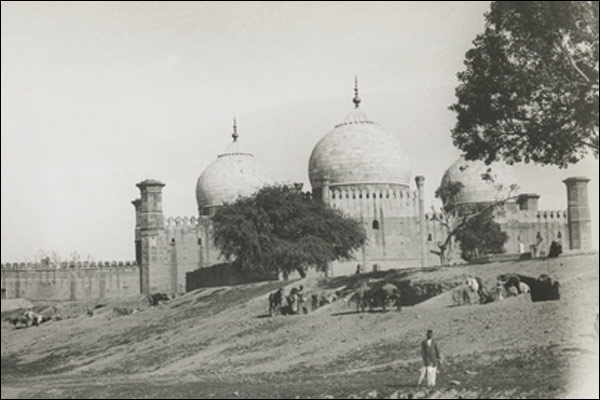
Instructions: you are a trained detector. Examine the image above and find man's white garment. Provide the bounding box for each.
[418,366,437,387]
[418,339,437,387]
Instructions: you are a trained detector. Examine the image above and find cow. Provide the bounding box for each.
[352,281,372,313]
[493,282,508,301]
[148,293,170,307]
[24,310,43,327]
[466,277,479,294]
[268,288,284,316]
[6,315,30,329]
[370,283,402,311]
[518,281,530,295]
[507,285,519,297]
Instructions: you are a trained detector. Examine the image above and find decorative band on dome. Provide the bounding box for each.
[218,152,253,158]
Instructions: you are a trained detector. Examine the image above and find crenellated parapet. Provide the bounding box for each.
[424,212,445,221]
[536,209,568,220]
[164,216,199,227]
[329,187,417,201]
[1,261,139,271]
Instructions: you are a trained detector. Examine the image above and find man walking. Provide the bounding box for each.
[418,329,441,387]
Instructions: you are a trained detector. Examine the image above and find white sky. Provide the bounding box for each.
[1,2,598,262]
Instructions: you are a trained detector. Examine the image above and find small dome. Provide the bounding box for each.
[440,157,519,206]
[308,106,411,189]
[196,127,272,211]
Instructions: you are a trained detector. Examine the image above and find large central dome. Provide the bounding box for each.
[308,84,411,189]
[196,121,273,212]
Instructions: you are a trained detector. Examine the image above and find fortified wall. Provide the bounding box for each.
[1,261,139,301]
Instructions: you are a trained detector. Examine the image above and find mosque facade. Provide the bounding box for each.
[2,83,591,300]
[129,82,592,294]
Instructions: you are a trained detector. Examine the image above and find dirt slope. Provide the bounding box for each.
[1,253,598,398]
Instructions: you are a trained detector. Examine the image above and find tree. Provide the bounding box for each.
[432,176,518,265]
[33,250,94,266]
[450,1,599,168]
[211,185,367,278]
[455,206,508,261]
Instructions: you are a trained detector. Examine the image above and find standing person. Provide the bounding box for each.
[417,329,441,387]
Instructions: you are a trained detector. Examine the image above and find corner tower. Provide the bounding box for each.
[136,179,168,294]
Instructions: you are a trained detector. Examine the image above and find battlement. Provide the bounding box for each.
[1,260,139,271]
[165,216,198,227]
[424,212,444,221]
[536,209,568,219]
[329,188,418,200]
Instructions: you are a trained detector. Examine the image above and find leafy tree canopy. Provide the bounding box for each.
[450,1,599,167]
[455,206,508,261]
[211,185,366,278]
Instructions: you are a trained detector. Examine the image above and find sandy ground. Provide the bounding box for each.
[1,253,598,399]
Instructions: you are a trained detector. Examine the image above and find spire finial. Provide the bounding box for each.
[353,76,361,108]
[232,117,238,141]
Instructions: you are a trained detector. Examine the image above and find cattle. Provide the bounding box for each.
[466,277,479,294]
[352,282,372,313]
[531,274,561,301]
[310,292,330,311]
[507,285,519,297]
[518,282,530,295]
[6,314,31,328]
[370,283,402,311]
[24,310,43,326]
[268,288,284,316]
[475,276,494,304]
[493,283,508,301]
[148,293,171,307]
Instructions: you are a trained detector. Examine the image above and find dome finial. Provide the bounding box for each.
[232,117,239,142]
[353,76,361,108]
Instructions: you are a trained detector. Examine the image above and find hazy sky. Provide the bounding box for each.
[2,2,598,262]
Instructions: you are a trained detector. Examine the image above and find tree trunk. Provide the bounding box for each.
[296,267,306,278]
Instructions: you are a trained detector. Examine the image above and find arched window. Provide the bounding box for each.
[372,219,380,230]
[170,238,176,245]
[427,233,433,241]
[557,231,562,239]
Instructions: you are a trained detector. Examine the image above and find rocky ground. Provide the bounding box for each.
[1,253,598,399]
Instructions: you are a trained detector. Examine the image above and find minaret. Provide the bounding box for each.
[131,198,142,267]
[415,176,427,268]
[563,177,592,250]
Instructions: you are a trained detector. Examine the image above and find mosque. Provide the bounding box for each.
[130,81,593,295]
[0,83,591,300]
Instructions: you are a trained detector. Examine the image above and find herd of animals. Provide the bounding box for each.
[3,272,562,329]
[5,293,174,329]
[267,272,562,316]
[267,280,403,316]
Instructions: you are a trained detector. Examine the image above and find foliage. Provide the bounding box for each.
[432,176,518,265]
[434,181,464,212]
[33,250,93,266]
[211,185,366,277]
[450,1,599,167]
[455,206,508,261]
